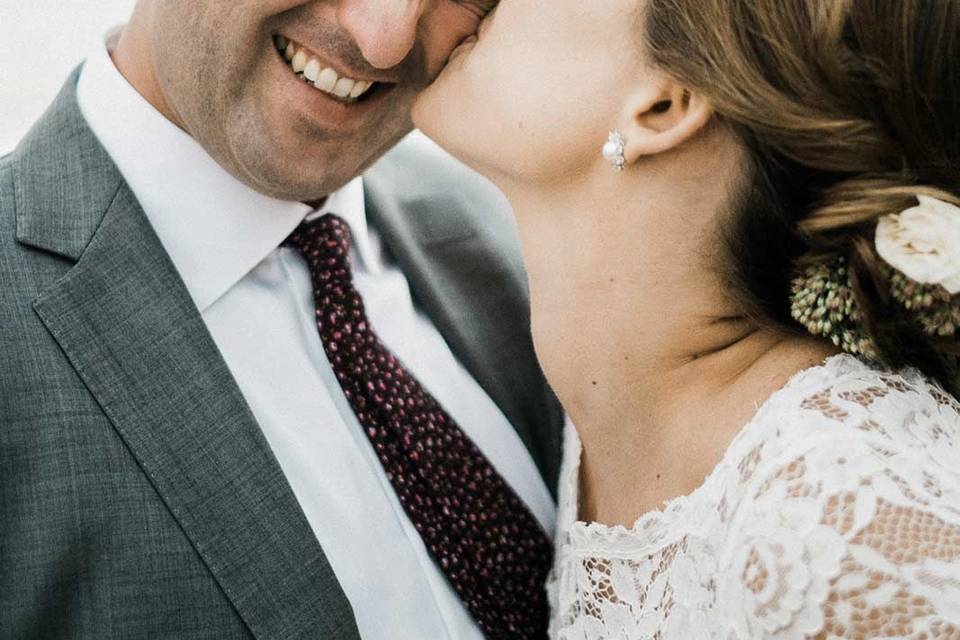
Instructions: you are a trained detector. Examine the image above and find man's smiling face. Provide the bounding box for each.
[135,0,495,200]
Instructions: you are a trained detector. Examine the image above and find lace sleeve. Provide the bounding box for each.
[720,384,960,639]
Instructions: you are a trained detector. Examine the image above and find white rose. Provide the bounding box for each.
[875,195,960,294]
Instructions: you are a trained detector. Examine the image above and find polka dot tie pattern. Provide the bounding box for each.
[284,214,553,639]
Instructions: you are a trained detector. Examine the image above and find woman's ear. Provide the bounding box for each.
[619,79,713,163]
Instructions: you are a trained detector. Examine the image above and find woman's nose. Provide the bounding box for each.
[338,0,428,69]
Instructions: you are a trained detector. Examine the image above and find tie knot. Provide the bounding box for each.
[284,213,353,274]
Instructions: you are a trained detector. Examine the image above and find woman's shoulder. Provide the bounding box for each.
[715,354,960,639]
[739,352,960,478]
[728,353,960,548]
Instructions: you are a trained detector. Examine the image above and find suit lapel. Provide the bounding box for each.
[16,72,360,639]
[364,151,563,494]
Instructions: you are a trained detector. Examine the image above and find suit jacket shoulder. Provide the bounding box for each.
[1,71,359,640]
[370,132,523,267]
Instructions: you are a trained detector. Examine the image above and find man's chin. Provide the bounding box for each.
[220,104,412,201]
[223,137,353,202]
[248,171,354,203]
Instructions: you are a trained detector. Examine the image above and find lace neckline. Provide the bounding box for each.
[549,352,960,640]
[562,352,869,543]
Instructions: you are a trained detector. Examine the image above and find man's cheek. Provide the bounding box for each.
[452,0,498,19]
[421,5,483,76]
[440,0,489,31]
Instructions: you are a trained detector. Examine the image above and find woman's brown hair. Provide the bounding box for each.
[645,0,960,389]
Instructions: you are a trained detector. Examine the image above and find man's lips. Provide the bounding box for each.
[268,34,402,131]
[274,34,387,102]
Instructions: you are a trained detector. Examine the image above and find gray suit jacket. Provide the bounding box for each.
[0,71,563,639]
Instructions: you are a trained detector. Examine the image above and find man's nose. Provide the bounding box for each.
[338,0,428,69]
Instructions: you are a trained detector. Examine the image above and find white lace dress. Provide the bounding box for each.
[547,354,960,639]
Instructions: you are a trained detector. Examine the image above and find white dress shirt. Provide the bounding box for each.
[76,33,554,639]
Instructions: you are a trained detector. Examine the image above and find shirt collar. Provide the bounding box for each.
[76,30,368,312]
[304,174,374,270]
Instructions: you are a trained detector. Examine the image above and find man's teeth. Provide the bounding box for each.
[292,50,307,73]
[274,35,375,102]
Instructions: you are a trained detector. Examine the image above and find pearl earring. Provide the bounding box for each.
[602,130,626,171]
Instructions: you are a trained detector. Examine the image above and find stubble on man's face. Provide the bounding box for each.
[140,0,493,201]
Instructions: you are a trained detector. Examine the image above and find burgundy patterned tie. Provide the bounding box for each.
[284,214,553,639]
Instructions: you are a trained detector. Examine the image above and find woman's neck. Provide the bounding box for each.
[503,172,836,525]
[504,168,746,427]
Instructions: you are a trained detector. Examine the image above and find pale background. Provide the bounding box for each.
[1,1,136,153]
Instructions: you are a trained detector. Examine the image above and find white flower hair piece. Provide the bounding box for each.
[875,195,960,294]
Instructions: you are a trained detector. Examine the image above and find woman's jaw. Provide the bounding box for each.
[413,0,824,445]
[412,0,644,190]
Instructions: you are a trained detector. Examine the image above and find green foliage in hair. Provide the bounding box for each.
[790,256,879,359]
[791,254,960,365]
[887,269,960,338]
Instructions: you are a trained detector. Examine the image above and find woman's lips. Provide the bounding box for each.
[449,35,479,61]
